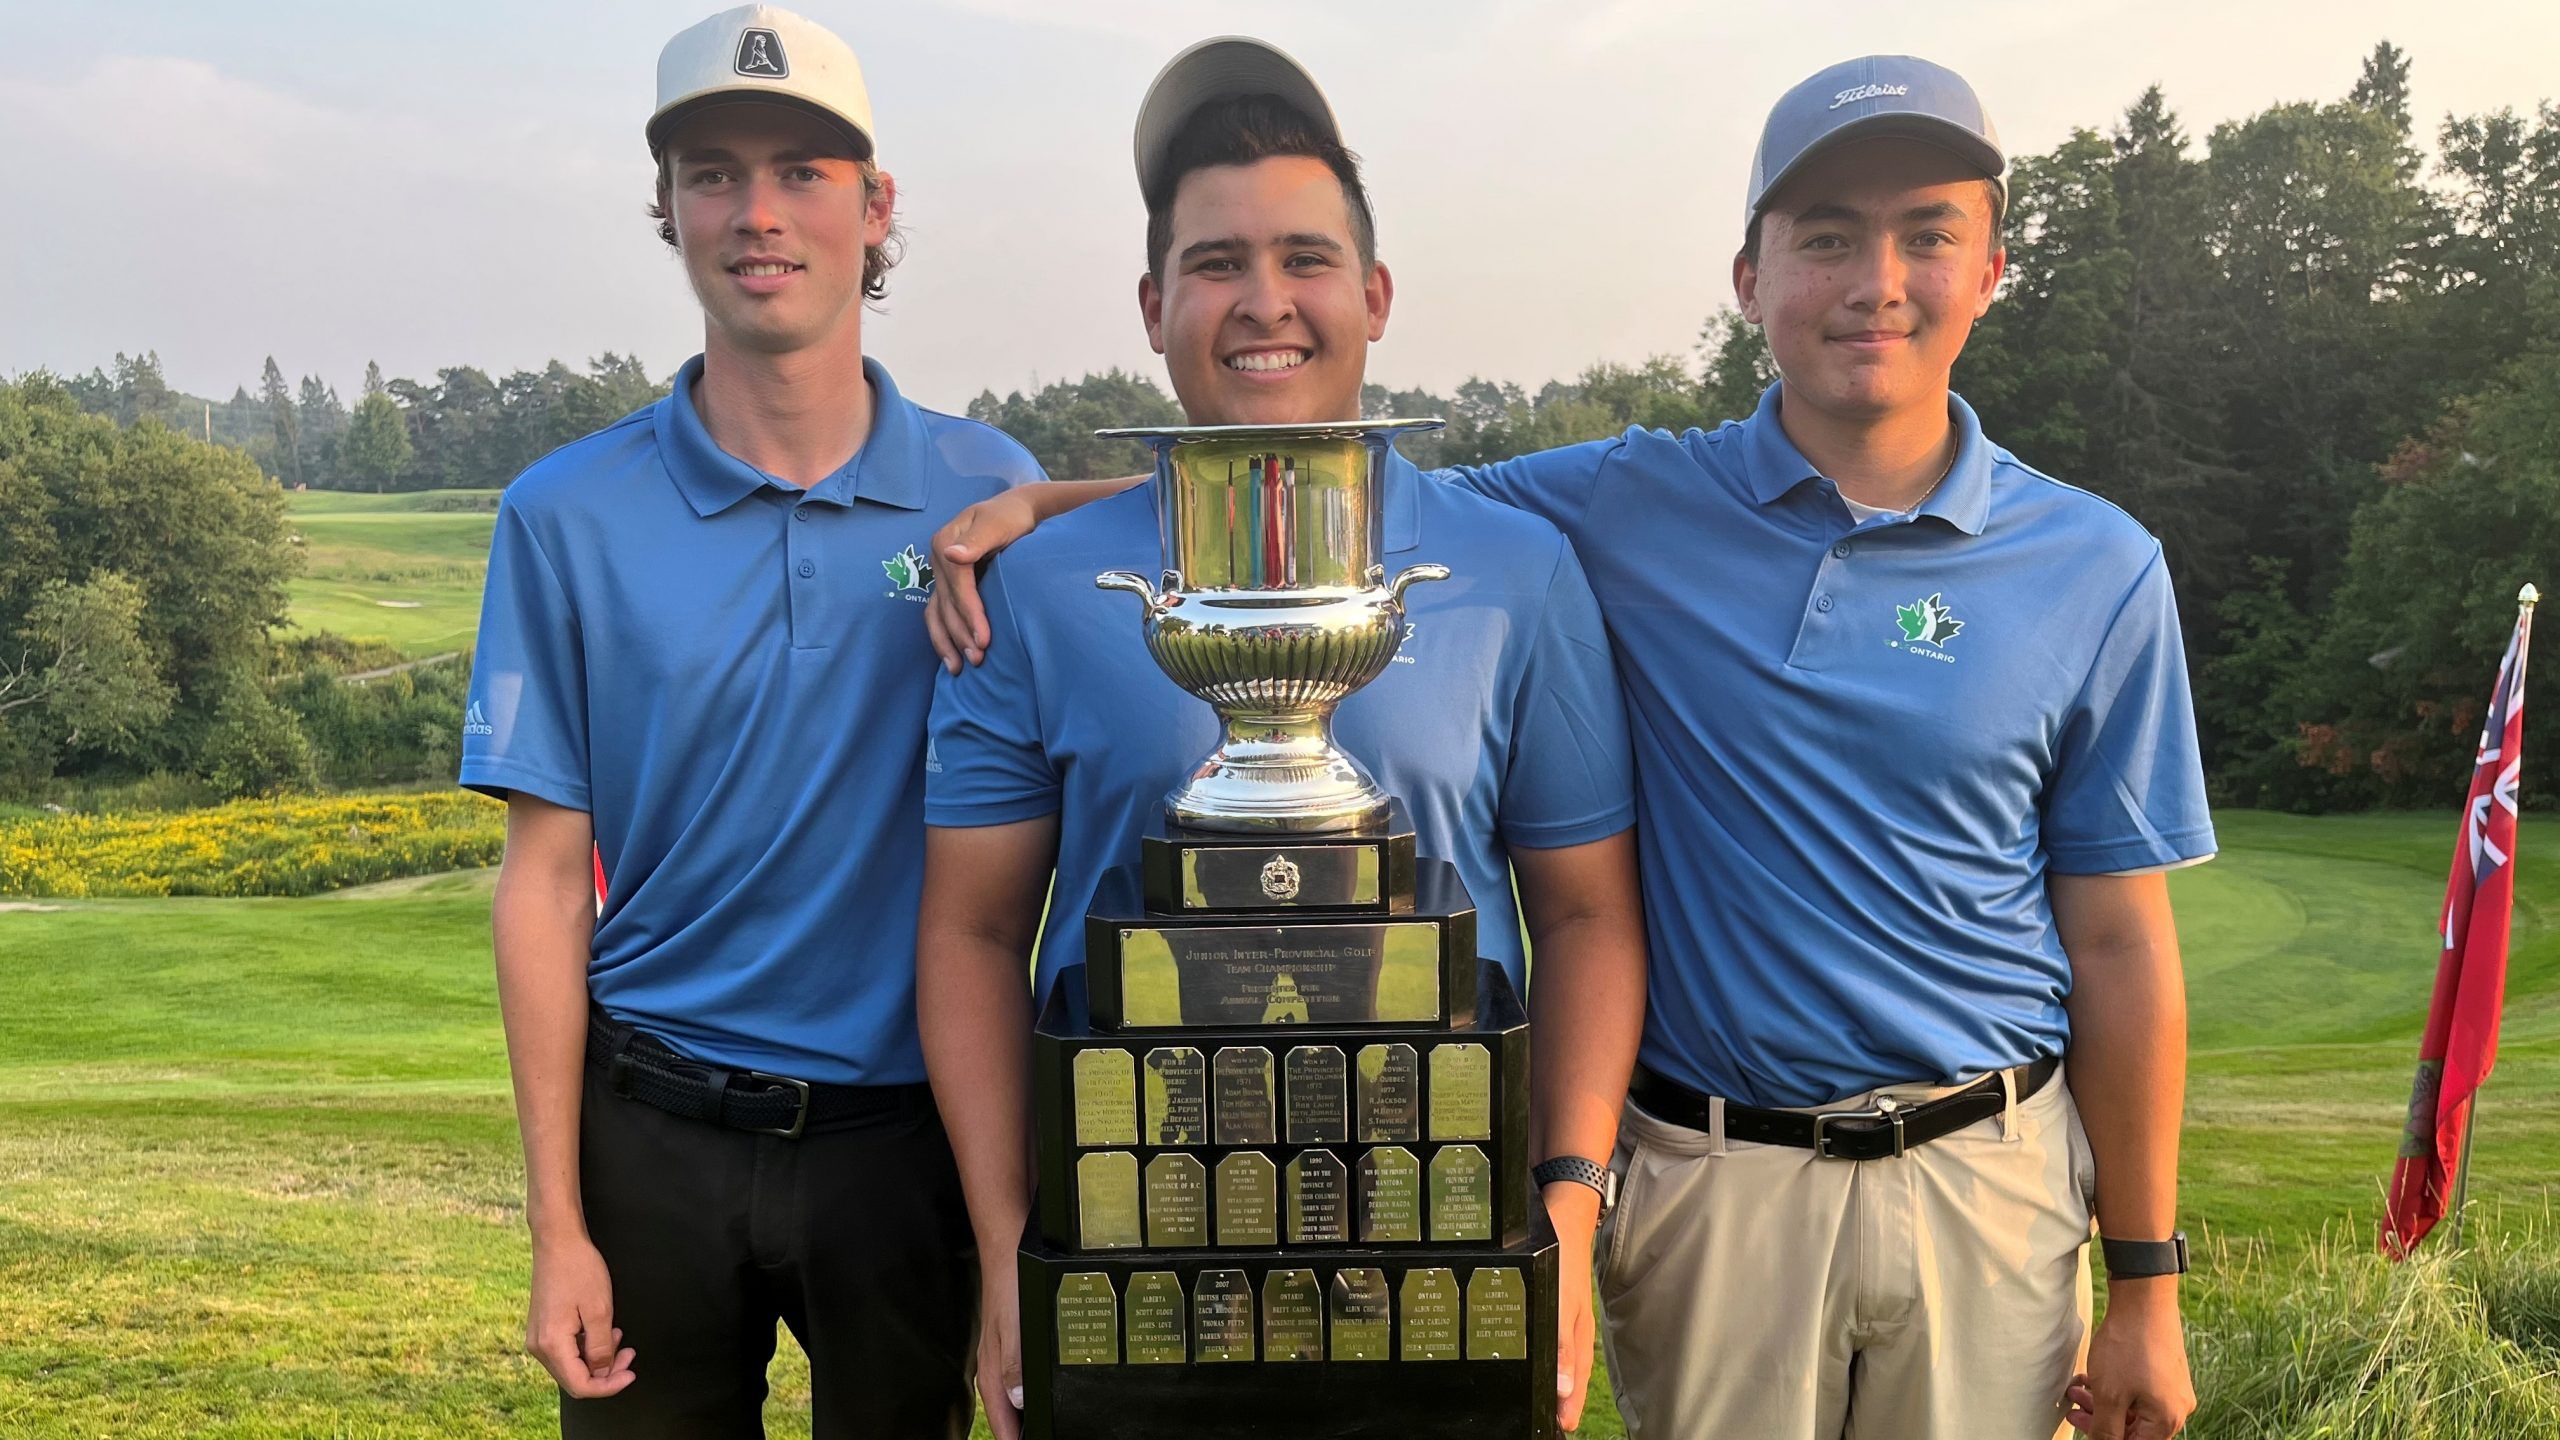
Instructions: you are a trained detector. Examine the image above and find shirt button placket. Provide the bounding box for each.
[787,502,815,648]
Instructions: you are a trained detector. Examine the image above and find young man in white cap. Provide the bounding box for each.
[915,36,1647,1439]
[462,7,1042,1436]
[924,52,2205,1440]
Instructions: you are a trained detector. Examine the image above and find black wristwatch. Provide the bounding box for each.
[1532,1156,1618,1218]
[2098,1230,2190,1279]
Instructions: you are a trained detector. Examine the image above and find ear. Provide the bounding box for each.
[1138,270,1167,356]
[1733,248,1761,325]
[1364,259,1394,343]
[1973,243,2007,319]
[863,169,898,247]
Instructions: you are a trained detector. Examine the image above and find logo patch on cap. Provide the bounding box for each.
[734,28,789,79]
[1831,83,1910,109]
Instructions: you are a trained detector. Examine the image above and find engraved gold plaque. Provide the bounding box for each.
[1465,1267,1528,1360]
[1214,1151,1279,1247]
[1125,1271,1186,1365]
[1428,1043,1494,1142]
[1072,1048,1138,1148]
[1212,1047,1277,1146]
[1399,1268,1462,1361]
[1055,1273,1118,1365]
[1076,1151,1142,1251]
[1261,1268,1325,1362]
[1192,1269,1255,1363]
[1284,1045,1349,1145]
[1356,1145,1422,1243]
[1283,1148,1350,1245]
[1355,1042,1421,1143]
[1142,1046,1207,1145]
[1328,1268,1392,1361]
[1112,923,1443,1027]
[1427,1144,1493,1242]
[1144,1153,1208,1248]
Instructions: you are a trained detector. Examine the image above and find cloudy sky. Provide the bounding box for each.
[2,1,2553,414]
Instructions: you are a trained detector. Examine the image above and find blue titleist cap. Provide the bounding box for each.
[1746,55,2006,229]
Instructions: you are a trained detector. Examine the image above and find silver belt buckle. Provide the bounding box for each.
[1811,1095,1906,1159]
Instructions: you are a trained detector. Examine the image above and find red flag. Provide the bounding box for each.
[2383,589,2536,1257]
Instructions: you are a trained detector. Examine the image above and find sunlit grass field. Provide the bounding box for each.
[280,489,498,658]
[2,812,2556,1435]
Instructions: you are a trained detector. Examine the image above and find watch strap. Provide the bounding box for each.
[2098,1230,2190,1279]
[1533,1156,1615,1212]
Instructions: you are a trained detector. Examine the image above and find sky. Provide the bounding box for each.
[3,0,2555,416]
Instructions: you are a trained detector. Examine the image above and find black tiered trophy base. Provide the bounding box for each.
[1022,808,1558,1439]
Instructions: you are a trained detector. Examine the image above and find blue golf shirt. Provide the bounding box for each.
[924,451,1637,1008]
[1447,384,2216,1107]
[460,355,1044,1085]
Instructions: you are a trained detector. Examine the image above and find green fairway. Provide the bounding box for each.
[281,489,498,657]
[2,811,2555,1435]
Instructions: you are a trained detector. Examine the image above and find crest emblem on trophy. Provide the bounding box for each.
[1259,853,1302,901]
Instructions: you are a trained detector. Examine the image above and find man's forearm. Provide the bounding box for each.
[1514,837,1648,1176]
[492,858,599,1244]
[2054,871,2188,1305]
[1026,474,1145,521]
[917,825,1053,1267]
[2064,942,2185,1242]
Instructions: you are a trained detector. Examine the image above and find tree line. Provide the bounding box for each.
[7,41,2554,813]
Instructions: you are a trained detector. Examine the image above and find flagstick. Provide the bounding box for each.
[2453,584,2538,1251]
[2449,1095,2478,1248]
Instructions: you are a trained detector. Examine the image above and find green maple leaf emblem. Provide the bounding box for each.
[882,545,934,593]
[1895,593,1963,646]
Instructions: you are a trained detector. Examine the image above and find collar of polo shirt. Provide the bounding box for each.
[1735,382,1995,536]
[654,354,932,515]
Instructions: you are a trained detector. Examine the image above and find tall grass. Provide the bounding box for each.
[2188,1208,2560,1437]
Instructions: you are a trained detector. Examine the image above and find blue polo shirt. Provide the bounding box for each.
[1447,384,2215,1107]
[924,452,1636,1007]
[460,355,1044,1085]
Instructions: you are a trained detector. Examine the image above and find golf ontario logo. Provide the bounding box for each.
[1892,593,1964,664]
[882,543,936,599]
[461,701,494,737]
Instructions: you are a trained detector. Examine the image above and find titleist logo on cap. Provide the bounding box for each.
[1831,82,1910,109]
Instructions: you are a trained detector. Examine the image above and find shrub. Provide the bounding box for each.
[0,790,504,897]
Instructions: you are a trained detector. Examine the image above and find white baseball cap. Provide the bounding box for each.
[648,5,876,161]
[1133,36,1340,199]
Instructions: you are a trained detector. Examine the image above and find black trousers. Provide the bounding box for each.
[562,1060,978,1439]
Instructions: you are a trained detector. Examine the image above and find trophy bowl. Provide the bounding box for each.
[1096,419,1448,834]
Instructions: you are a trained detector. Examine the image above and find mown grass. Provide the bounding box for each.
[281,489,499,657]
[2,811,2556,1435]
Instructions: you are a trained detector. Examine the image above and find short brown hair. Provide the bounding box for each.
[1143,94,1376,281]
[648,157,903,301]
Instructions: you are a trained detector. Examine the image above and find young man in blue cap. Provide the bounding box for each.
[1450,57,2207,1440]
[914,37,1648,1440]
[462,7,1042,1436]
[923,52,2204,1440]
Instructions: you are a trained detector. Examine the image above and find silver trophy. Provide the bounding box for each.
[1096,419,1448,833]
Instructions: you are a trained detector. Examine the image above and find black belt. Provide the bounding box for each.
[1629,1056,2059,1161]
[584,1009,924,1140]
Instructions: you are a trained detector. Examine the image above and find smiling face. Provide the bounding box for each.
[660,105,893,359]
[1139,155,1391,426]
[1736,136,2005,427]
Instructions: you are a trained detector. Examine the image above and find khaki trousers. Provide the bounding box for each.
[1595,1067,2095,1440]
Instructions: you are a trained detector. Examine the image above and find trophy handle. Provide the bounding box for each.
[1386,563,1452,606]
[1096,570,1167,616]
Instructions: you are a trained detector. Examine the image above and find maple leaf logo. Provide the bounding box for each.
[882,544,935,594]
[1895,593,1964,647]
